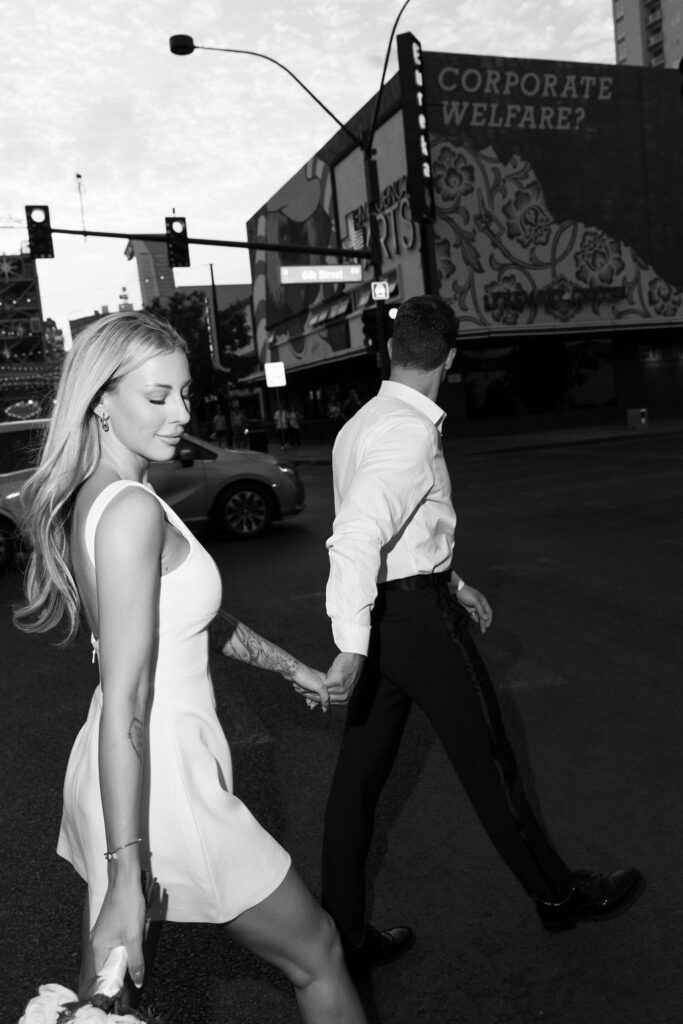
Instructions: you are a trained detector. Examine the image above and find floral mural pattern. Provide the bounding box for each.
[432,144,475,212]
[431,139,682,332]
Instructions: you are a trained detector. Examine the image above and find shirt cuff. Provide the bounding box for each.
[332,622,371,657]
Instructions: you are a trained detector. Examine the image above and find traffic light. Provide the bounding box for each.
[361,303,399,348]
[25,205,54,259]
[361,306,380,348]
[165,216,190,268]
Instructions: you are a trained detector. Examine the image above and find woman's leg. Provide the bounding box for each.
[226,865,367,1024]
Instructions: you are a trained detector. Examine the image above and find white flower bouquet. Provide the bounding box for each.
[19,874,162,1023]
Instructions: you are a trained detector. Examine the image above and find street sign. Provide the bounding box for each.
[280,264,363,285]
[265,361,287,388]
[371,280,390,301]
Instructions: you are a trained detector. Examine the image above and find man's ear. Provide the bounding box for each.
[445,347,456,371]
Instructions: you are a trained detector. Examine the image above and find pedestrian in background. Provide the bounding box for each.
[211,406,227,447]
[13,311,367,1024]
[274,405,288,449]
[288,406,302,447]
[230,406,247,448]
[322,294,641,967]
[326,396,345,439]
[342,389,362,421]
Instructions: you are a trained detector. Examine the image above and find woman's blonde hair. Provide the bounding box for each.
[14,310,188,643]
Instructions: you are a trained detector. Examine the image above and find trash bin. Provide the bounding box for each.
[246,428,269,453]
[626,407,648,430]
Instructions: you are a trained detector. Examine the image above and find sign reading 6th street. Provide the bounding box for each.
[279,264,363,285]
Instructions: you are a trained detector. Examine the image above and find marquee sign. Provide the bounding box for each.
[397,32,435,223]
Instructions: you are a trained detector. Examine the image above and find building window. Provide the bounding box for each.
[614,0,624,17]
[615,16,625,40]
[617,40,628,61]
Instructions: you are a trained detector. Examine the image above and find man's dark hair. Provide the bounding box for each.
[391,295,459,371]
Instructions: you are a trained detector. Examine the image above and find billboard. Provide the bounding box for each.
[246,156,351,370]
[422,52,683,334]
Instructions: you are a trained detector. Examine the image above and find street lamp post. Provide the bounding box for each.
[169,2,412,379]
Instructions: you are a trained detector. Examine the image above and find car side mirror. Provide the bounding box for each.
[178,447,195,468]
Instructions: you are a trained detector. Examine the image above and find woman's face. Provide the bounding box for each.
[99,348,192,465]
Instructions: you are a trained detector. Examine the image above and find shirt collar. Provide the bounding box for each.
[379,379,447,432]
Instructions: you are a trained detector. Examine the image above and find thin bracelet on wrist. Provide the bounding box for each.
[104,837,142,861]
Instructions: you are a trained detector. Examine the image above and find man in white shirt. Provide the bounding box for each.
[322,295,641,967]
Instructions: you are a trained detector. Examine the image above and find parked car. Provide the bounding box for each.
[0,420,305,571]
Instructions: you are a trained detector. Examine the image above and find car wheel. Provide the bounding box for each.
[0,520,16,572]
[215,482,274,539]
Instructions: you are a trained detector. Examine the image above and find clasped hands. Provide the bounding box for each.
[294,582,494,712]
[292,651,365,712]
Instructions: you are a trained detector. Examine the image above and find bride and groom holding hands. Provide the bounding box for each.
[15,296,641,1023]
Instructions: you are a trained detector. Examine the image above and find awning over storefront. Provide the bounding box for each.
[240,345,370,385]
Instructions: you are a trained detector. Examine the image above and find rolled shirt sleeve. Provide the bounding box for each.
[326,414,437,655]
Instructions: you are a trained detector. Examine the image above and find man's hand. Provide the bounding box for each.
[454,583,493,634]
[291,663,331,712]
[324,652,366,704]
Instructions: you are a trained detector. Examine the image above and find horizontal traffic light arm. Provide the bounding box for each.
[49,226,371,259]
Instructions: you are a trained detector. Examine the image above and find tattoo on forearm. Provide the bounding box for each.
[128,717,144,761]
[222,618,299,679]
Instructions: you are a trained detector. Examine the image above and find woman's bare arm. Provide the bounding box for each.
[90,487,164,988]
[210,609,329,708]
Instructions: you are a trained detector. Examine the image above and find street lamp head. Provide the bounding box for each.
[169,34,195,56]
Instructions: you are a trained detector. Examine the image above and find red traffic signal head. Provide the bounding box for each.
[25,205,54,259]
[165,216,190,268]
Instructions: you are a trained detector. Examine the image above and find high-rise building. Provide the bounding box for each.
[124,238,176,307]
[613,0,683,68]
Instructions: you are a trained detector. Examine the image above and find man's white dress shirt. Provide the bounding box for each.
[326,380,458,657]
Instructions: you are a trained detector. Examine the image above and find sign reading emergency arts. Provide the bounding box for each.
[421,51,683,333]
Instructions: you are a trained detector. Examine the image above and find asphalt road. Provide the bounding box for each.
[1,433,681,1023]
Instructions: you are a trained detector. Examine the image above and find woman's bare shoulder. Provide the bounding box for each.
[77,477,164,561]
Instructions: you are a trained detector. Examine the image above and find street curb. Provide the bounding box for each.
[287,424,683,465]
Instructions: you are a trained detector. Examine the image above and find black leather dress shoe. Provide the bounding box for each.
[537,868,643,931]
[346,925,416,966]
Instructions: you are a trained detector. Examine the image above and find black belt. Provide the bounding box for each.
[379,571,450,591]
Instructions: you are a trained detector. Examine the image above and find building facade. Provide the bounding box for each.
[246,39,683,438]
[125,238,176,307]
[613,0,683,68]
[0,252,64,420]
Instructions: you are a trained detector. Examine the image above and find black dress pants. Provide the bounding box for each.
[321,584,574,946]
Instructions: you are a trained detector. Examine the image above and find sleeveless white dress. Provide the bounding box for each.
[57,480,291,924]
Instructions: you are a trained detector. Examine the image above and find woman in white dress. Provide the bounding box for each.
[14,311,366,1024]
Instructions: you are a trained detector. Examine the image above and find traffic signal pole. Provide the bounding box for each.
[362,140,389,379]
[34,224,372,260]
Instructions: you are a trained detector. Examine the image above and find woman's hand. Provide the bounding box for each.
[291,662,331,712]
[455,583,493,634]
[90,869,146,991]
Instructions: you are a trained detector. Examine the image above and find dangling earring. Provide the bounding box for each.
[98,413,110,433]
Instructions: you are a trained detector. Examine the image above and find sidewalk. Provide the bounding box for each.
[279,416,683,465]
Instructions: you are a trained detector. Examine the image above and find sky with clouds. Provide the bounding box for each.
[1,0,616,337]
